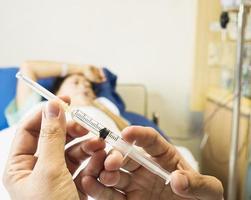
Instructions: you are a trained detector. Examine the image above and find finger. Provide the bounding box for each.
[38,100,66,162]
[101,150,132,188]
[104,149,124,171]
[90,66,106,83]
[66,138,105,174]
[83,149,106,177]
[58,96,89,143]
[99,170,121,187]
[9,96,70,157]
[122,126,170,156]
[66,120,89,144]
[9,107,42,157]
[100,166,160,192]
[104,149,140,172]
[99,169,133,191]
[98,68,106,82]
[96,68,104,82]
[170,170,224,200]
[58,95,71,105]
[81,176,126,200]
[74,150,106,194]
[78,191,87,200]
[121,126,188,170]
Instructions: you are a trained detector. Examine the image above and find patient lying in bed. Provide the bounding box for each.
[0,61,198,199]
[6,61,130,134]
[6,60,168,138]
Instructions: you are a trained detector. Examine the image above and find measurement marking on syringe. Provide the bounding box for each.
[107,132,119,141]
[73,110,119,142]
[73,110,101,132]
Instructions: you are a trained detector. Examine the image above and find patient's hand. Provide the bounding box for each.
[83,65,106,83]
[80,126,224,200]
[3,98,106,200]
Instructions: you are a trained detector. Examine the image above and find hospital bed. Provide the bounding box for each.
[117,84,159,125]
[117,84,148,117]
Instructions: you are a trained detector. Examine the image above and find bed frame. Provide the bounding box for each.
[117,84,159,125]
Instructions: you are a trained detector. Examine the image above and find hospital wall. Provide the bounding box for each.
[0,0,198,140]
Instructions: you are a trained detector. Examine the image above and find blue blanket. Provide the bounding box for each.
[0,67,167,140]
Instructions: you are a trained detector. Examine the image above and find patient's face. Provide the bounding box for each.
[56,74,96,106]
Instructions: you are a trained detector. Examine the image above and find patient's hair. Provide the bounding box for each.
[51,75,96,94]
[51,76,68,94]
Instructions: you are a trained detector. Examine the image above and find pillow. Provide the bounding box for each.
[0,67,55,130]
[0,67,19,130]
[93,67,126,113]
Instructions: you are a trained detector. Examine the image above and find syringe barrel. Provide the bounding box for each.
[71,109,102,137]
[108,136,171,184]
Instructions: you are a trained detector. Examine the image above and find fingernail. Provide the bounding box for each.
[45,101,60,119]
[176,172,189,191]
[76,125,82,133]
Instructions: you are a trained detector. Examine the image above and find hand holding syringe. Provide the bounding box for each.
[16,72,171,184]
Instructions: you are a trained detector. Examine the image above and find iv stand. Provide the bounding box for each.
[227,2,247,200]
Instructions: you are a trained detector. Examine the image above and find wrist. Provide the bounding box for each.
[60,63,68,77]
[67,64,83,75]
[82,64,91,75]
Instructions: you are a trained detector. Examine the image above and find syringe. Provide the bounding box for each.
[16,72,171,184]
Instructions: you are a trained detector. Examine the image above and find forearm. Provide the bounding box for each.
[17,60,105,110]
[17,60,85,109]
[20,60,85,80]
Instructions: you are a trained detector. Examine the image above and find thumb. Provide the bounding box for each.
[38,100,66,161]
[170,170,224,200]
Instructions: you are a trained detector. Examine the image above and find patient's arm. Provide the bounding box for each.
[17,60,105,108]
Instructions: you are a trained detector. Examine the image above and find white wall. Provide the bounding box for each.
[0,0,197,136]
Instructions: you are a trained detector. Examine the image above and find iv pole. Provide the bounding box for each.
[227,1,248,200]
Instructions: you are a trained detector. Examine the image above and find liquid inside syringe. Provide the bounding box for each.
[71,110,120,142]
[16,72,171,184]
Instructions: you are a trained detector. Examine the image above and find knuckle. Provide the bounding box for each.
[193,173,204,188]
[211,176,224,197]
[2,171,9,188]
[146,127,159,137]
[42,163,66,178]
[129,126,138,133]
[146,126,155,132]
[98,187,114,199]
[2,165,17,189]
[192,172,207,185]
[40,124,63,139]
[124,126,138,133]
[189,173,224,199]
